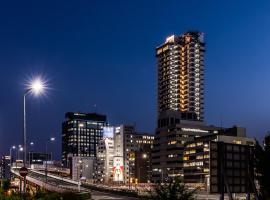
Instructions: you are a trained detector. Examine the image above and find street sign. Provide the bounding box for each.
[19,167,28,177]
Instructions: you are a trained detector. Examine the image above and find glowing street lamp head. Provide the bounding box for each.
[30,77,45,95]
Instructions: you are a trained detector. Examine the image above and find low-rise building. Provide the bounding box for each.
[183,128,255,194]
[152,110,220,182]
[113,125,154,184]
[68,155,95,181]
[96,136,114,183]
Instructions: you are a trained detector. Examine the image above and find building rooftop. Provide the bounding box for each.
[65,112,107,121]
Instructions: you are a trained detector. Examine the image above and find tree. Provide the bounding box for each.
[1,179,10,193]
[149,179,196,200]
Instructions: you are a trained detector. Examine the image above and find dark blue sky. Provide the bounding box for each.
[0,0,270,158]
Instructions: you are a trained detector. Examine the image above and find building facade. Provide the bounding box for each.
[0,155,10,179]
[96,137,114,183]
[153,32,209,182]
[62,112,107,167]
[134,145,152,183]
[69,156,95,181]
[183,132,255,194]
[156,32,205,121]
[152,110,220,182]
[113,125,154,184]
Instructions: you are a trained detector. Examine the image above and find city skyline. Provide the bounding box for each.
[1,0,270,159]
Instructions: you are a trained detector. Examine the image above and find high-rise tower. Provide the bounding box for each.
[156,32,205,121]
[152,31,208,182]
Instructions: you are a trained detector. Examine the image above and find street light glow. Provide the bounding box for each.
[30,77,45,95]
[50,137,55,141]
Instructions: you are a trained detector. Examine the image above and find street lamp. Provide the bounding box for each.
[159,169,164,184]
[17,146,23,160]
[24,77,45,165]
[29,142,34,167]
[45,137,55,182]
[78,159,82,192]
[23,77,45,193]
[16,146,23,169]
[77,123,84,192]
[137,153,148,184]
[9,146,16,168]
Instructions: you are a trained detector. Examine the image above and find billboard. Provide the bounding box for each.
[113,156,124,182]
[103,127,114,138]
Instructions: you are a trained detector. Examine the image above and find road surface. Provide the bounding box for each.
[91,190,139,200]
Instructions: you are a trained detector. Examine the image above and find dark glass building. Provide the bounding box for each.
[28,152,52,165]
[62,112,107,167]
[183,131,255,195]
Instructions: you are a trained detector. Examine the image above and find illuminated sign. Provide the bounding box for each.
[113,156,124,182]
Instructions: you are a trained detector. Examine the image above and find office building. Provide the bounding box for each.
[62,112,107,167]
[0,155,11,179]
[113,125,154,184]
[152,111,220,182]
[183,130,255,194]
[156,32,205,121]
[96,127,114,183]
[134,145,152,183]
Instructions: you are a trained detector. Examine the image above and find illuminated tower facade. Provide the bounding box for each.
[156,32,205,121]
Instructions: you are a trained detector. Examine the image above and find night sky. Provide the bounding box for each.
[0,0,270,158]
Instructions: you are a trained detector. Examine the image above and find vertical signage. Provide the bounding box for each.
[113,156,124,182]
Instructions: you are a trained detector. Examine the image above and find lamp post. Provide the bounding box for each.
[138,153,148,184]
[17,146,23,161]
[9,146,16,168]
[16,146,23,168]
[159,169,164,184]
[29,142,34,167]
[23,77,45,193]
[77,123,84,192]
[45,137,55,182]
